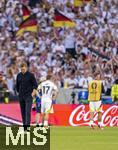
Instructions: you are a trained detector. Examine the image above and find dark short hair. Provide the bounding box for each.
[20,62,27,68]
[94,72,101,78]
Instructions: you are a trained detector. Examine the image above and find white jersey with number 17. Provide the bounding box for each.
[38,80,58,102]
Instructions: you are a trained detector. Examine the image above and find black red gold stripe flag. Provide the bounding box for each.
[22,5,30,20]
[74,0,92,7]
[53,9,76,28]
[16,14,38,36]
[74,0,83,7]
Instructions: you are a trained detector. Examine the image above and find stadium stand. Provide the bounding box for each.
[0,0,117,103]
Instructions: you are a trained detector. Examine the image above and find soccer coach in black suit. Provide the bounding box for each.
[16,62,38,132]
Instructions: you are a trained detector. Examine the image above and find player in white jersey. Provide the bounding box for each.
[35,76,46,127]
[37,75,58,128]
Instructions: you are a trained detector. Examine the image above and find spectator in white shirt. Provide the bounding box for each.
[79,70,93,89]
[64,30,76,58]
[52,40,65,55]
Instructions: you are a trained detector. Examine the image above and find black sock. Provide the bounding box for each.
[23,125,27,131]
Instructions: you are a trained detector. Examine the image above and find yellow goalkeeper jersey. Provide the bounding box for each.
[112,84,118,100]
[88,80,102,101]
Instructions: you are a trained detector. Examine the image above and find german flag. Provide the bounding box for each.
[74,0,83,7]
[22,5,30,20]
[53,9,76,28]
[16,14,38,36]
[74,0,92,7]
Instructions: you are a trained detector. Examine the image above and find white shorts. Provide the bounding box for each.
[89,101,102,113]
[41,100,52,113]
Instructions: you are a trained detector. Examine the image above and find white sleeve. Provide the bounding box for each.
[79,78,84,87]
[53,84,58,92]
[37,84,42,90]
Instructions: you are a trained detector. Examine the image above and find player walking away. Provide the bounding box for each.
[37,74,58,128]
[35,77,46,127]
[88,72,105,129]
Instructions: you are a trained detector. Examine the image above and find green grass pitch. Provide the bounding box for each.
[50,126,118,150]
[0,126,117,150]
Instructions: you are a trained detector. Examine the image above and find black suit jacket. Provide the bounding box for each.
[16,71,38,97]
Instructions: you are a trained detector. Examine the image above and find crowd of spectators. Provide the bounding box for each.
[0,0,117,98]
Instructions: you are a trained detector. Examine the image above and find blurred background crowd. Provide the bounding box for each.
[0,0,118,102]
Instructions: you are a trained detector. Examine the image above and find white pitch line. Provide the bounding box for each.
[0,116,22,125]
[0,120,10,125]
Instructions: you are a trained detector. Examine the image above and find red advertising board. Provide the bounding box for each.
[0,104,118,126]
[49,105,118,127]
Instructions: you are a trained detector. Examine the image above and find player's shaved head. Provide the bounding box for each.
[46,74,52,80]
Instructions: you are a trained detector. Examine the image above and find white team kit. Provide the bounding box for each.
[38,80,58,113]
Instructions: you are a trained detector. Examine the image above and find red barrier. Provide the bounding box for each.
[49,105,118,127]
[0,104,118,126]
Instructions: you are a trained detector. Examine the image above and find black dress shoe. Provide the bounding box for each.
[36,124,39,127]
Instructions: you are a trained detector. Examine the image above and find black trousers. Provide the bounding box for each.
[19,95,32,130]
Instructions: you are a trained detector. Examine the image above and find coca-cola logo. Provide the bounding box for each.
[69,105,118,127]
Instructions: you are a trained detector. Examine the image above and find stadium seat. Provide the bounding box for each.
[102,96,113,104]
[78,90,88,104]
